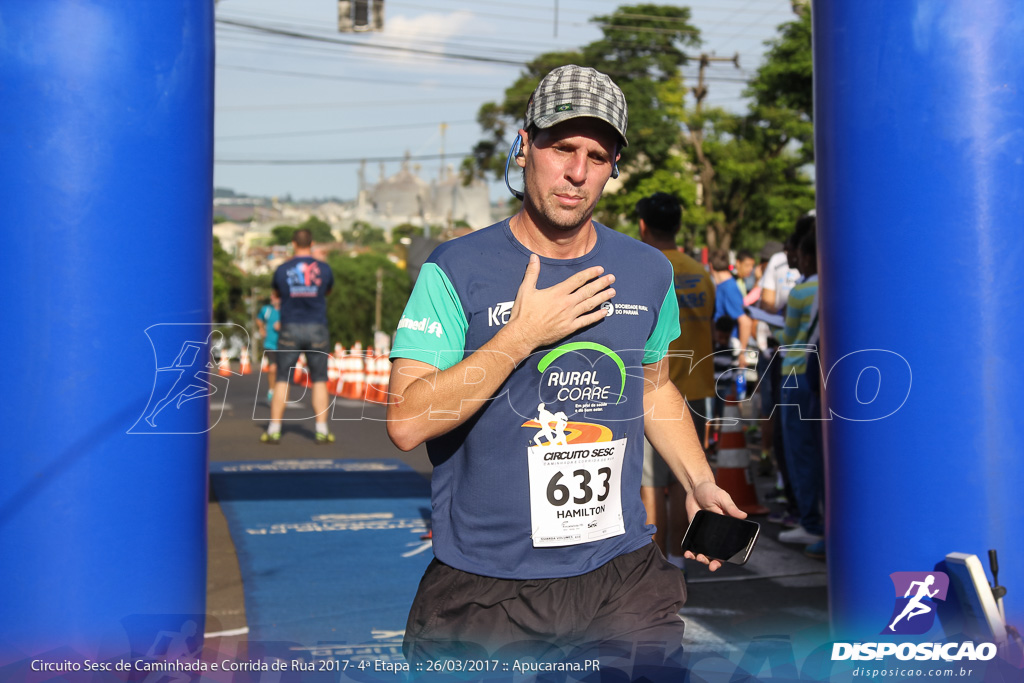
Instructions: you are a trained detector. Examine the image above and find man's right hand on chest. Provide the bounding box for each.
[500,254,616,359]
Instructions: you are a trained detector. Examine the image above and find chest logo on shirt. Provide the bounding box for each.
[600,301,649,317]
[487,301,514,327]
[536,342,626,410]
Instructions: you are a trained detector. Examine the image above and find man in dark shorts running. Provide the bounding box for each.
[387,65,745,675]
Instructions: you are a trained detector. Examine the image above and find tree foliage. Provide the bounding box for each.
[270,216,336,245]
[213,237,246,325]
[698,7,814,250]
[325,252,411,347]
[466,3,815,251]
[467,5,698,226]
[343,221,388,249]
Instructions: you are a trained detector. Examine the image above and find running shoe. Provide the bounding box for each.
[778,525,823,545]
[804,539,826,560]
[315,430,335,445]
[260,431,281,445]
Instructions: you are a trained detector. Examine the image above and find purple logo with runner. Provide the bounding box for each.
[884,572,949,635]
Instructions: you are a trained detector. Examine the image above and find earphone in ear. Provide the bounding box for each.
[504,134,525,200]
[504,132,619,197]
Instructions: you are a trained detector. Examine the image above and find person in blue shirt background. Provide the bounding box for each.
[256,289,280,402]
[711,248,753,369]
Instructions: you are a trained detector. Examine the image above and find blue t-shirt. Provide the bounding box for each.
[714,277,745,323]
[273,257,334,325]
[390,219,680,579]
[259,304,280,349]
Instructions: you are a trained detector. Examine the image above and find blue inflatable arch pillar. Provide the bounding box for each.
[813,1,1024,636]
[0,2,214,655]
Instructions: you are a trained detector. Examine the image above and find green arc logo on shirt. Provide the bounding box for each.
[537,342,626,404]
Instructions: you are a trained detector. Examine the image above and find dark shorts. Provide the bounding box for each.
[262,348,279,367]
[275,323,330,383]
[403,543,686,675]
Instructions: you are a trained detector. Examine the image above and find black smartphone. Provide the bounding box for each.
[680,510,760,565]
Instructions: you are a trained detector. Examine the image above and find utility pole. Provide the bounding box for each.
[439,122,447,181]
[374,267,383,334]
[686,52,740,250]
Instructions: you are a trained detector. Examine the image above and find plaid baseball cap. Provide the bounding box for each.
[525,65,628,147]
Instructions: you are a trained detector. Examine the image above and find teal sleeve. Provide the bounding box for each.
[644,278,682,364]
[389,263,468,371]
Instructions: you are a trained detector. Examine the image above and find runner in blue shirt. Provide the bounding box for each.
[387,65,744,675]
[256,290,281,402]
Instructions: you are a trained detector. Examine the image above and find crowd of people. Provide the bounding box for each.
[634,194,825,565]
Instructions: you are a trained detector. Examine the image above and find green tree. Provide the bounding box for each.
[270,224,296,246]
[391,223,445,243]
[325,252,411,346]
[212,237,246,325]
[299,215,337,244]
[343,221,388,249]
[270,216,336,246]
[467,4,814,250]
[687,8,814,250]
[466,4,700,227]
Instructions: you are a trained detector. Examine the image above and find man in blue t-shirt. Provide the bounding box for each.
[711,248,753,368]
[387,65,744,672]
[256,289,280,402]
[261,228,335,445]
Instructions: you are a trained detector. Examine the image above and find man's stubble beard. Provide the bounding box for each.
[523,181,600,233]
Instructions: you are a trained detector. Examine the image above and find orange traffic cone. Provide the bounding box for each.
[336,345,350,397]
[367,352,389,403]
[239,347,252,375]
[377,352,392,402]
[349,348,365,400]
[363,352,378,402]
[218,349,231,377]
[335,348,350,398]
[327,353,339,396]
[714,395,769,515]
[293,354,311,387]
[260,353,269,373]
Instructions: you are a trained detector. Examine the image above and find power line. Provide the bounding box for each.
[216,63,498,91]
[216,120,477,142]
[216,17,526,66]
[216,152,476,166]
[216,97,483,112]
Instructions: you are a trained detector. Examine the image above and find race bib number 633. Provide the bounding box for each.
[527,438,626,547]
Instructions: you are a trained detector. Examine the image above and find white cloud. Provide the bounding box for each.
[385,10,482,44]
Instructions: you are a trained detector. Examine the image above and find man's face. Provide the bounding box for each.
[518,119,620,232]
[736,257,755,279]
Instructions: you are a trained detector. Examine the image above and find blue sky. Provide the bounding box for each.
[213,0,797,201]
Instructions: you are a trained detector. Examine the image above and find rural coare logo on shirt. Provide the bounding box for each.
[536,342,627,407]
